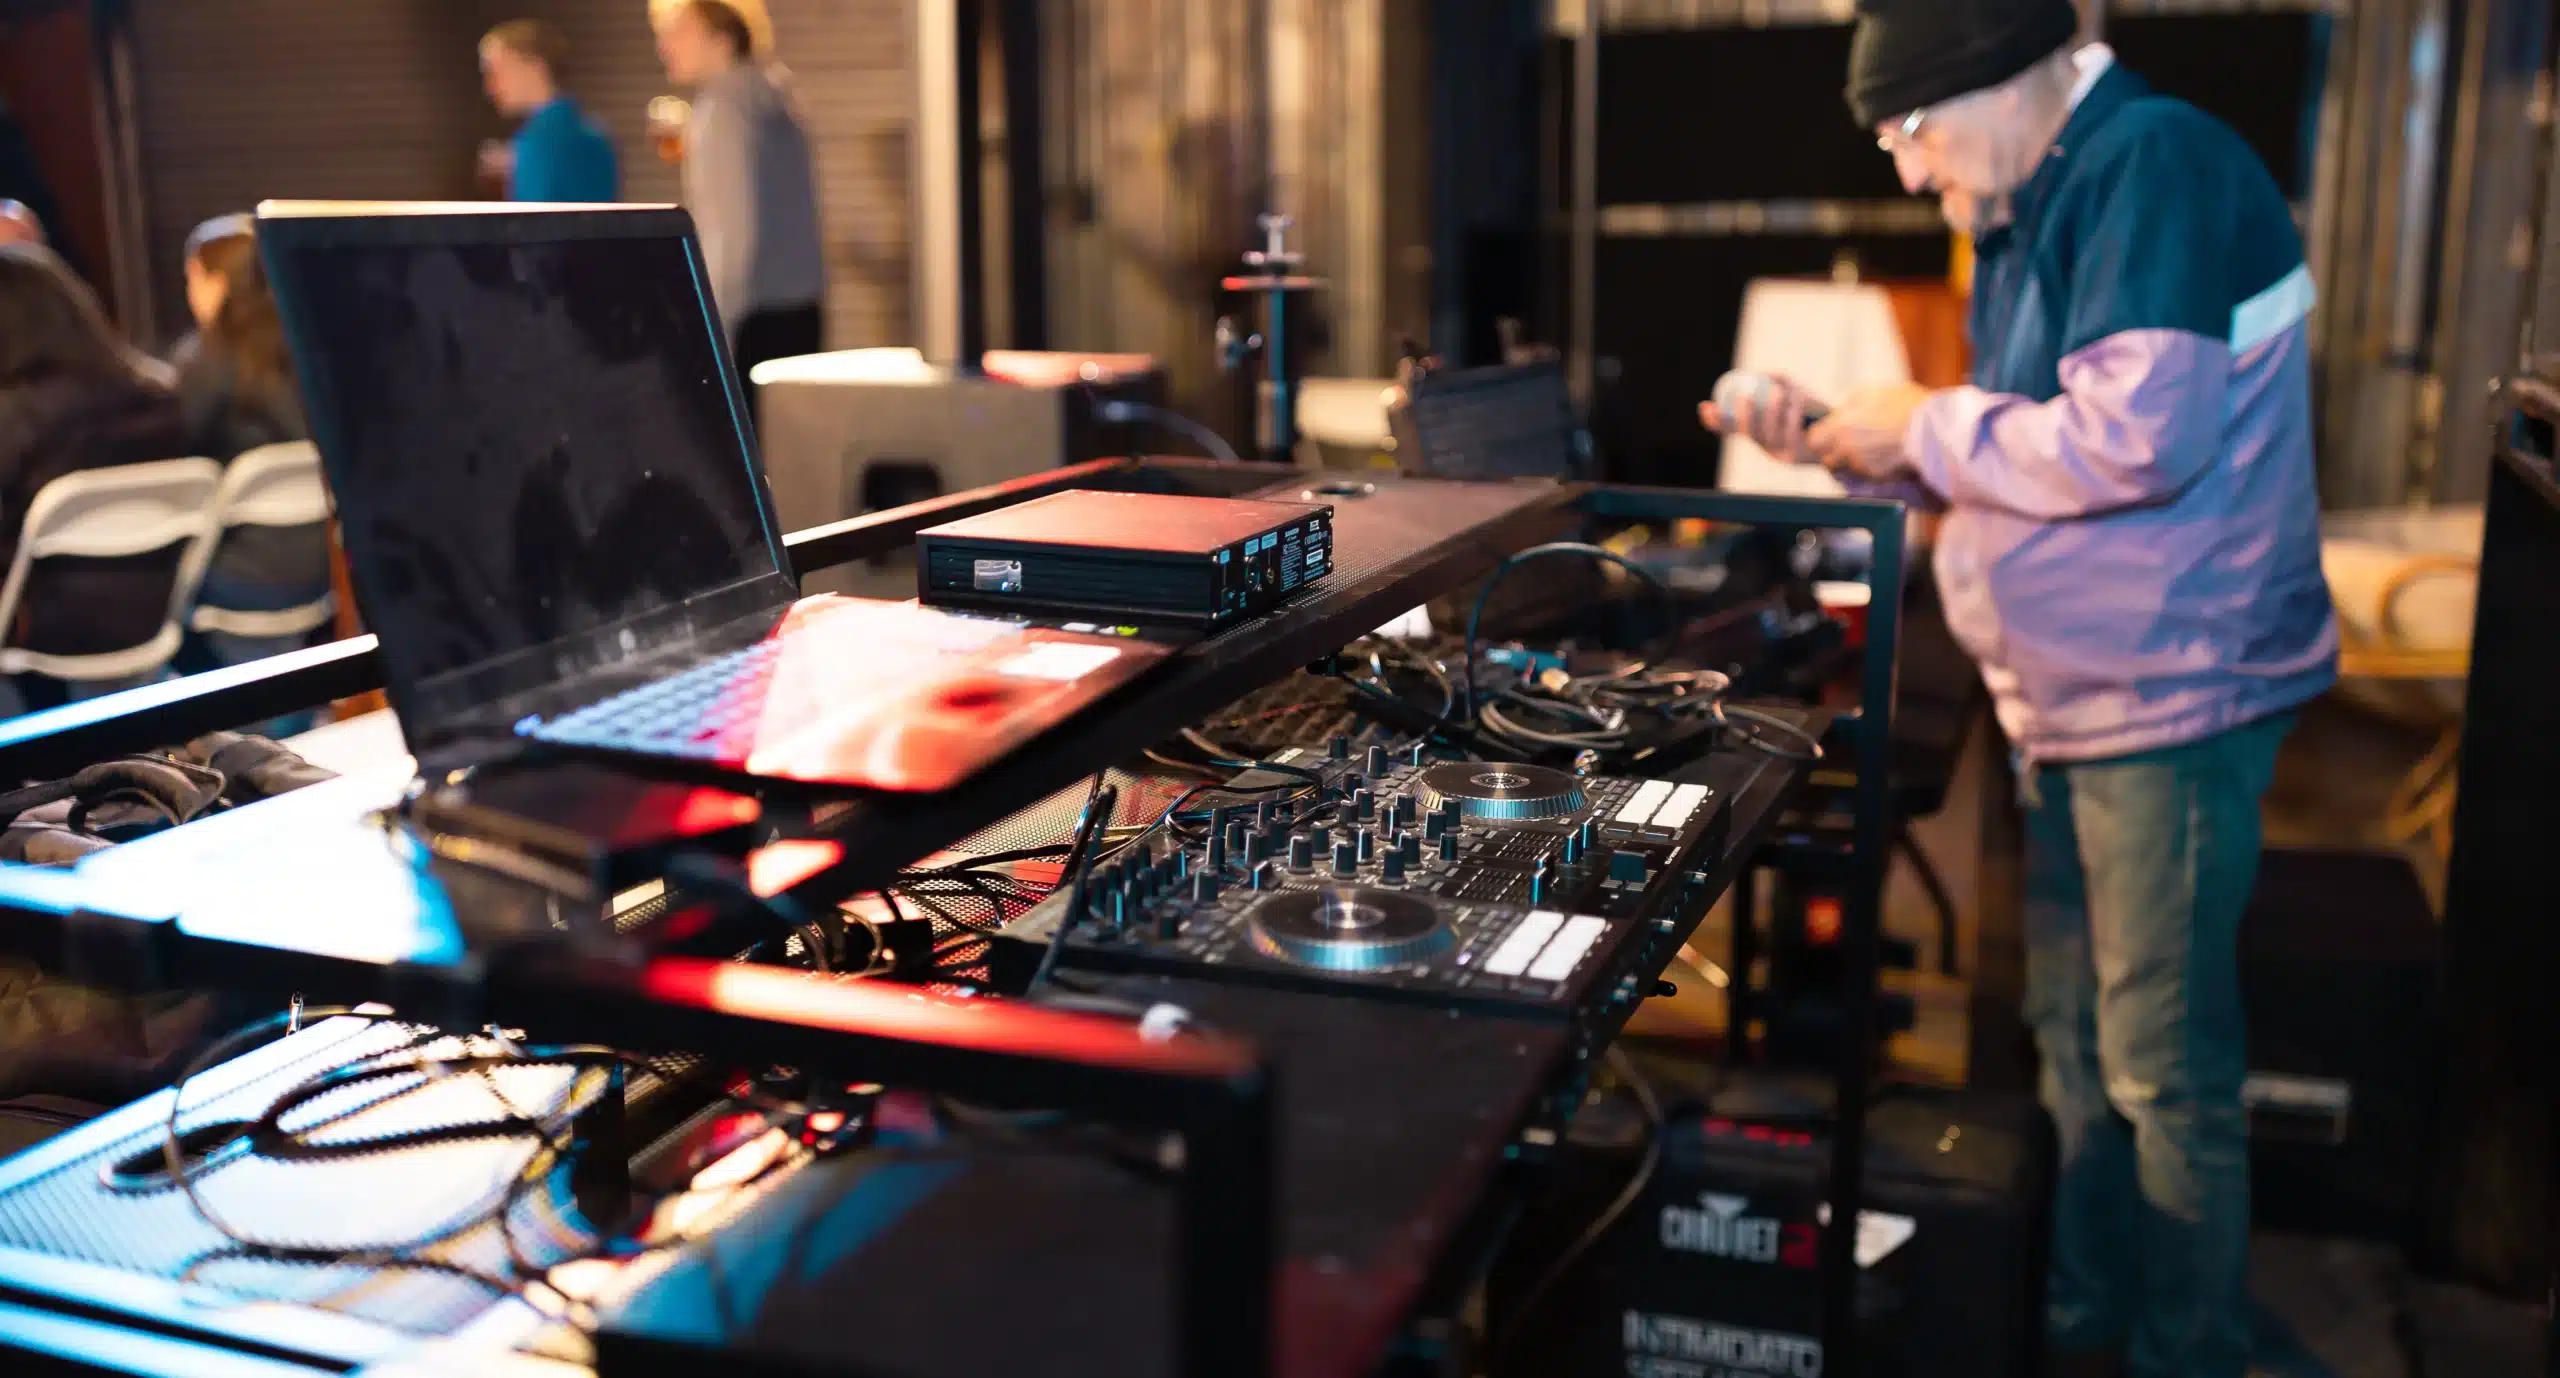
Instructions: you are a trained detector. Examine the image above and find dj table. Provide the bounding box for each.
[0,458,1902,1378]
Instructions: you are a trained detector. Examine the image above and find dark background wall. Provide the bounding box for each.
[0,0,121,313]
[104,0,913,349]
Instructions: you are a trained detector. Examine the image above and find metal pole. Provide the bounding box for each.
[955,0,988,367]
[1267,283,1295,462]
[1567,0,1598,400]
[910,0,964,363]
[1827,516,1903,1378]
[996,0,1048,350]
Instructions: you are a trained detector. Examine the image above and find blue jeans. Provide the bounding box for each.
[2022,713,2292,1378]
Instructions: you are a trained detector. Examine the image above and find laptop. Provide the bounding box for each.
[256,202,1169,792]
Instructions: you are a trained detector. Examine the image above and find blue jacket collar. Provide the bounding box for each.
[524,96,579,125]
[1981,63,2150,253]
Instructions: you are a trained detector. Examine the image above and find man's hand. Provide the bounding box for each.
[0,199,43,249]
[1807,383,1931,482]
[477,140,516,186]
[1698,374,1820,465]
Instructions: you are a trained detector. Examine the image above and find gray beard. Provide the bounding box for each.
[1944,193,2016,238]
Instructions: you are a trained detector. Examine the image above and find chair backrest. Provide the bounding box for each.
[1389,359,1587,480]
[0,457,225,657]
[210,440,330,529]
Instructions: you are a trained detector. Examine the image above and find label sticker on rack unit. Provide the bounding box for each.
[994,642,1122,682]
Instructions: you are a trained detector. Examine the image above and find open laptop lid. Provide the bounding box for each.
[257,202,798,751]
[1389,359,1589,481]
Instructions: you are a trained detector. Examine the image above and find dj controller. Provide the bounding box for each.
[994,740,1730,1016]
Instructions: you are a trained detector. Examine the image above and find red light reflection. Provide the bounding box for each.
[639,958,1255,1078]
[747,839,843,897]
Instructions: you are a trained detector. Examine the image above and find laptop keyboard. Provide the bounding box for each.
[535,640,786,759]
[528,603,1019,761]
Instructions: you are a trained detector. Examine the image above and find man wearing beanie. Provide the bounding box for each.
[1704,3,2336,1376]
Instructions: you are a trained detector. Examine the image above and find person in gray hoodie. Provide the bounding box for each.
[654,0,824,426]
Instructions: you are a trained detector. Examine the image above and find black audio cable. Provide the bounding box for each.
[662,850,836,974]
[1029,778,1120,991]
[1094,399,1245,465]
[160,1011,601,1269]
[1461,542,1677,725]
[1712,701,1826,763]
[1488,1045,1665,1363]
[160,1004,850,1332]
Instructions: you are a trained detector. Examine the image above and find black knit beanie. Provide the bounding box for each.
[1846,0,2081,128]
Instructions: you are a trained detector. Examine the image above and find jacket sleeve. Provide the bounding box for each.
[1903,121,2238,522]
[682,96,758,338]
[1839,473,1946,514]
[511,129,560,202]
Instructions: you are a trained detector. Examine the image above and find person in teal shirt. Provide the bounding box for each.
[479,19,620,203]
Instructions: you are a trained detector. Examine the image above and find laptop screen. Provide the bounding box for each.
[1394,360,1586,481]
[262,209,790,731]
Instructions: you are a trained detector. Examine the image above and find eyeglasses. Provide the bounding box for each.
[1877,108,1929,156]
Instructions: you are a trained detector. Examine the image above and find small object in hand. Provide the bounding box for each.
[646,95,691,164]
[1709,371,1832,432]
[477,139,514,187]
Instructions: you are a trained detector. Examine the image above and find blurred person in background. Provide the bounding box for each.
[1703,2,2333,1376]
[479,19,621,203]
[0,200,41,249]
[0,244,188,714]
[654,0,824,416]
[169,215,330,698]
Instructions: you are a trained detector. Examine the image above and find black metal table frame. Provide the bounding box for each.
[0,459,1908,1376]
[0,864,1275,1378]
[1578,486,1904,1373]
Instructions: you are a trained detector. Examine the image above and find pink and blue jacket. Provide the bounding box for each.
[1883,61,2337,763]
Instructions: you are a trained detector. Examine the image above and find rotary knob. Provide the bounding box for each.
[1397,831,1422,865]
[1329,734,1351,760]
[1438,830,1461,864]
[1332,841,1359,878]
[1380,849,1407,884]
[1192,871,1221,904]
[1288,833,1316,872]
[1561,832,1583,866]
[1393,794,1417,830]
[1365,744,1388,777]
[1356,828,1377,864]
[1352,788,1377,822]
[1251,860,1279,891]
[1423,811,1449,843]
